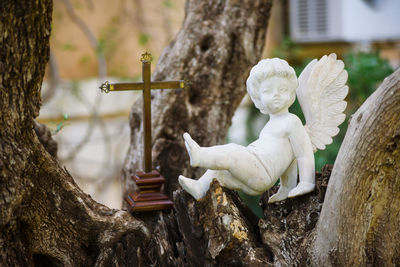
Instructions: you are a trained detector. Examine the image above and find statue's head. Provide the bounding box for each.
[246,58,298,114]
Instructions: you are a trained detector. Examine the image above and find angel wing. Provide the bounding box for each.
[296,53,349,151]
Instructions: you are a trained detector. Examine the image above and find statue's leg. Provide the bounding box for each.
[183,133,272,192]
[268,159,297,203]
[179,169,262,200]
[216,170,263,195]
[178,170,222,200]
[288,177,315,198]
[183,132,202,166]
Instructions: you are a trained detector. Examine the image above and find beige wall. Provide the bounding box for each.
[49,0,185,79]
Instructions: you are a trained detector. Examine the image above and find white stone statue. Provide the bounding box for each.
[179,54,348,203]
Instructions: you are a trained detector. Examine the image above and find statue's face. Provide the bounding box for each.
[260,76,295,114]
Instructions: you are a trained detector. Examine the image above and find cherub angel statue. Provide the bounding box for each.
[179,54,348,203]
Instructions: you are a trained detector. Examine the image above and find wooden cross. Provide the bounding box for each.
[100,52,186,212]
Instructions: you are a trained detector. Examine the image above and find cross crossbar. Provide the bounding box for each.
[106,81,185,92]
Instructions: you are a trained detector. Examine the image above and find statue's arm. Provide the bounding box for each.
[287,116,315,185]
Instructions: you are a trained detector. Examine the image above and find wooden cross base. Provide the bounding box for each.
[125,170,173,212]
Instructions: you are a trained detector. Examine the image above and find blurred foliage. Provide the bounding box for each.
[98,16,120,60]
[62,42,77,51]
[79,55,91,65]
[138,32,150,46]
[345,51,394,110]
[163,0,174,8]
[71,0,84,10]
[271,37,302,65]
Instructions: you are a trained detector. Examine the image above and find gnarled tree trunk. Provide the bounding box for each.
[0,1,148,266]
[311,68,400,266]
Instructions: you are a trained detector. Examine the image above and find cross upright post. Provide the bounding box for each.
[141,53,152,173]
[99,52,186,212]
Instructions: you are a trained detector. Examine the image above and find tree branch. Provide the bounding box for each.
[312,68,400,266]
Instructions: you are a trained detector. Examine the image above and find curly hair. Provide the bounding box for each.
[246,58,298,114]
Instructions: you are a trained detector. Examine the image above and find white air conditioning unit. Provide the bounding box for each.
[290,0,400,43]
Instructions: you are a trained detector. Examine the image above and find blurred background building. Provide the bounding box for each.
[38,0,399,208]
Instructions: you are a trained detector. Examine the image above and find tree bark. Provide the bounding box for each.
[311,68,400,266]
[0,1,148,266]
[259,165,333,266]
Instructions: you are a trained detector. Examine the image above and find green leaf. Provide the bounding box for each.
[79,55,91,65]
[96,39,105,56]
[55,122,63,133]
[61,43,77,51]
[138,32,150,46]
[163,0,174,8]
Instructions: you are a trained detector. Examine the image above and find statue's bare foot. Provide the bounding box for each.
[183,132,201,167]
[178,175,205,200]
[268,186,290,203]
[287,182,315,198]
